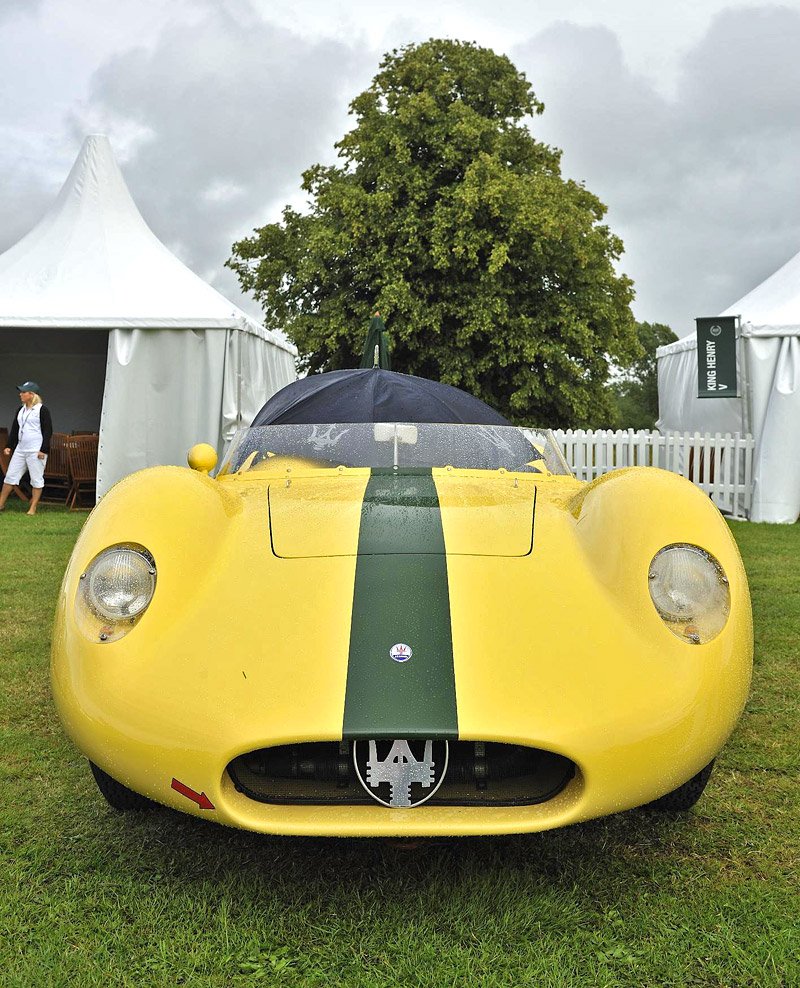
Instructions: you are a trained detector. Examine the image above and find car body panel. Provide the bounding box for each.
[268,471,370,558]
[51,460,753,836]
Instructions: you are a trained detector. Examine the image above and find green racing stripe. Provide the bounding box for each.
[342,469,458,739]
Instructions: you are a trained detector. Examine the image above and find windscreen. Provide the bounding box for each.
[221,423,571,476]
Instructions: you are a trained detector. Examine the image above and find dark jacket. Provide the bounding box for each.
[8,404,53,454]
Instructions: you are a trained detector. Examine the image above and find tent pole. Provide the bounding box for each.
[737,315,751,438]
[237,329,243,428]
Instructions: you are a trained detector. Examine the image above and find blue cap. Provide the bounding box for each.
[16,381,41,394]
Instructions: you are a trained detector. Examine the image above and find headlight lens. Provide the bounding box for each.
[648,544,730,644]
[78,545,156,641]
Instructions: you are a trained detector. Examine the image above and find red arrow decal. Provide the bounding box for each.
[171,777,215,810]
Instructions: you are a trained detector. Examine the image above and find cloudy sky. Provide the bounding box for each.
[2,0,800,338]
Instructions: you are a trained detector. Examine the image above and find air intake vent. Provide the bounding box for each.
[228,741,574,807]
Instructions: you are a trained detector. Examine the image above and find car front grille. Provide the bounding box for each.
[227,741,575,807]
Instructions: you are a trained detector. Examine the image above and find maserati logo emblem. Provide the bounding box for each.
[353,739,449,808]
[389,643,412,663]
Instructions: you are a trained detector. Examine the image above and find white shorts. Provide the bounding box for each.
[4,448,47,488]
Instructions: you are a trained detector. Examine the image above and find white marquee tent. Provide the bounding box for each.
[0,135,296,497]
[657,250,800,524]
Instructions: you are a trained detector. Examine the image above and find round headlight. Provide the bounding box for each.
[648,544,730,644]
[83,546,156,622]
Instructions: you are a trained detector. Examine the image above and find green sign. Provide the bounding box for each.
[696,317,738,398]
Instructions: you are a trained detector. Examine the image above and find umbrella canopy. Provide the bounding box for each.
[358,314,391,370]
[251,369,511,426]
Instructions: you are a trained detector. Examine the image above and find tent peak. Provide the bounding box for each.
[52,133,142,217]
[0,135,293,349]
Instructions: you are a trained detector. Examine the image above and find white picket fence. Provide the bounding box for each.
[552,429,755,520]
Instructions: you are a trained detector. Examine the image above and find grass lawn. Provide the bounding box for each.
[1,500,798,987]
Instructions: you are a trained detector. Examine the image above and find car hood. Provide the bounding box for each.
[267,468,537,558]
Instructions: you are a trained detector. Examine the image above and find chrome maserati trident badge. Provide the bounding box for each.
[353,739,449,808]
[389,643,412,663]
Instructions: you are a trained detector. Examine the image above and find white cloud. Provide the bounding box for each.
[514,7,800,335]
[0,0,43,21]
[69,4,366,309]
[202,179,246,204]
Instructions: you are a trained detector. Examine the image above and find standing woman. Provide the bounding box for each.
[0,382,53,516]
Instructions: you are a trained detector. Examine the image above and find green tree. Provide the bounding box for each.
[599,321,677,430]
[229,39,639,426]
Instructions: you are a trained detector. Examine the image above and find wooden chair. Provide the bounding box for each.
[0,426,31,501]
[688,446,716,485]
[0,428,8,480]
[66,435,98,509]
[43,433,71,503]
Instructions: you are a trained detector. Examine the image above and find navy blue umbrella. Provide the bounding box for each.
[251,369,511,426]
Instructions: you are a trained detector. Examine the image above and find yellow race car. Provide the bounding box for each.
[52,370,753,836]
